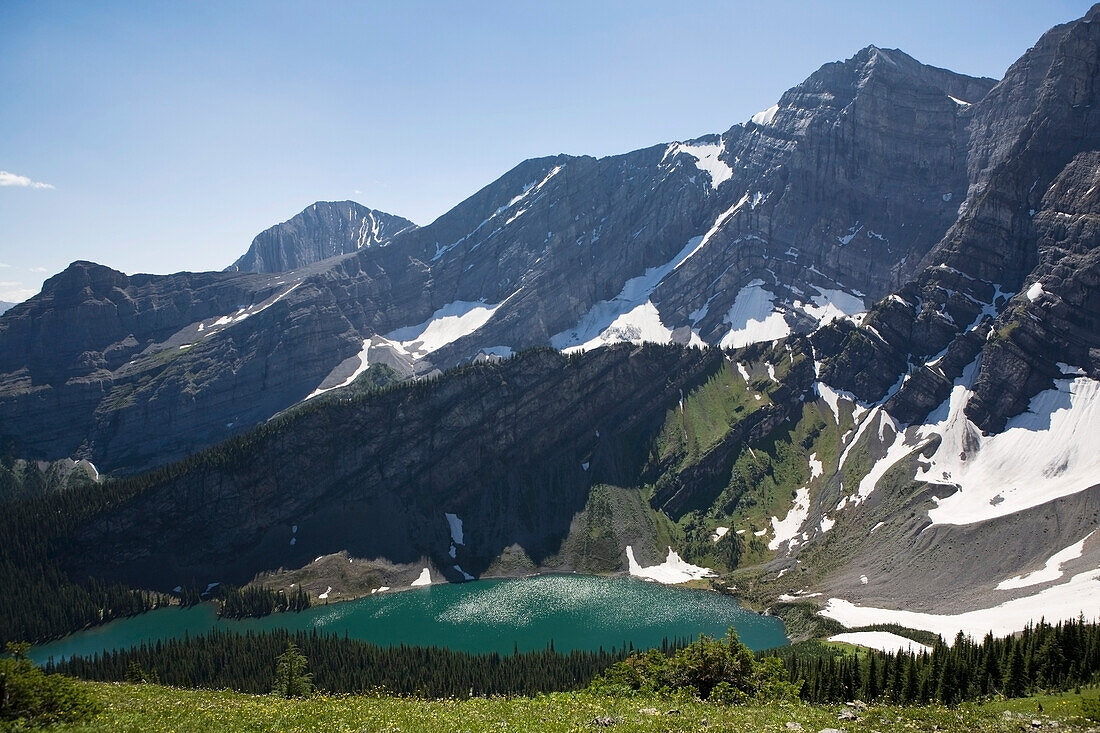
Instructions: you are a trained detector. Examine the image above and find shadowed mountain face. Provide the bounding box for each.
[64,345,736,588]
[228,201,416,274]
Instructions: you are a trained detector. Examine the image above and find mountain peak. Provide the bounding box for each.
[228,201,417,274]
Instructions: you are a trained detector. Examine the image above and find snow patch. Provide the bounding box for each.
[854,412,909,503]
[410,568,432,587]
[552,195,753,353]
[562,301,674,353]
[800,287,866,328]
[76,459,99,481]
[830,631,932,654]
[719,280,791,349]
[750,104,779,126]
[924,373,1100,525]
[997,531,1094,590]
[202,282,302,334]
[769,488,810,551]
[387,297,511,358]
[626,545,715,584]
[674,196,749,270]
[444,513,464,546]
[665,140,733,189]
[307,337,373,399]
[815,382,847,424]
[1026,281,1045,302]
[838,225,862,245]
[711,526,729,542]
[808,452,823,481]
[822,565,1100,641]
[318,586,332,600]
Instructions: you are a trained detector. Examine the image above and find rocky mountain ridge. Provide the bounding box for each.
[0,44,1000,473]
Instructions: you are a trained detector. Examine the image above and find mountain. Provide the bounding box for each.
[0,46,997,473]
[2,7,1100,644]
[0,301,15,315]
[228,201,416,273]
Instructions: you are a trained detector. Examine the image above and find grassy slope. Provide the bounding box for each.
[48,682,1100,733]
[651,343,854,575]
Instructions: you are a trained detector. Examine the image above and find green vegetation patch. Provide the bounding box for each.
[35,681,1100,732]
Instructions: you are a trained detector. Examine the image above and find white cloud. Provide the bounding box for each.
[0,170,54,190]
[0,262,9,268]
[0,281,36,303]
[27,266,47,273]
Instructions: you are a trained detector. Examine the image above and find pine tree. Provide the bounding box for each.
[271,641,312,698]
[1003,640,1026,698]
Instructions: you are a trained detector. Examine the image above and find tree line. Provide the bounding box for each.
[0,463,173,644]
[45,628,687,698]
[216,585,311,618]
[769,617,1100,704]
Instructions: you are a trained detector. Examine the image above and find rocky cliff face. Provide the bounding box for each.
[0,302,15,316]
[817,6,1100,431]
[228,201,416,274]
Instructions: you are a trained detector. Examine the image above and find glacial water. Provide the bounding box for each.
[30,574,787,663]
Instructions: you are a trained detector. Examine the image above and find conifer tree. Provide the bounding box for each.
[271,641,312,698]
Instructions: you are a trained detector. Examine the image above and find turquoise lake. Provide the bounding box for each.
[30,575,788,663]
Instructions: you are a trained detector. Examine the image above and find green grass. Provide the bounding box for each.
[653,360,763,470]
[39,681,1100,733]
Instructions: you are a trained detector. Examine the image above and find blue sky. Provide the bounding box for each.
[0,1,1093,302]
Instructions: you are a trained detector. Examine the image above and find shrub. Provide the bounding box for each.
[0,642,100,727]
[591,629,802,704]
[1081,695,1100,722]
